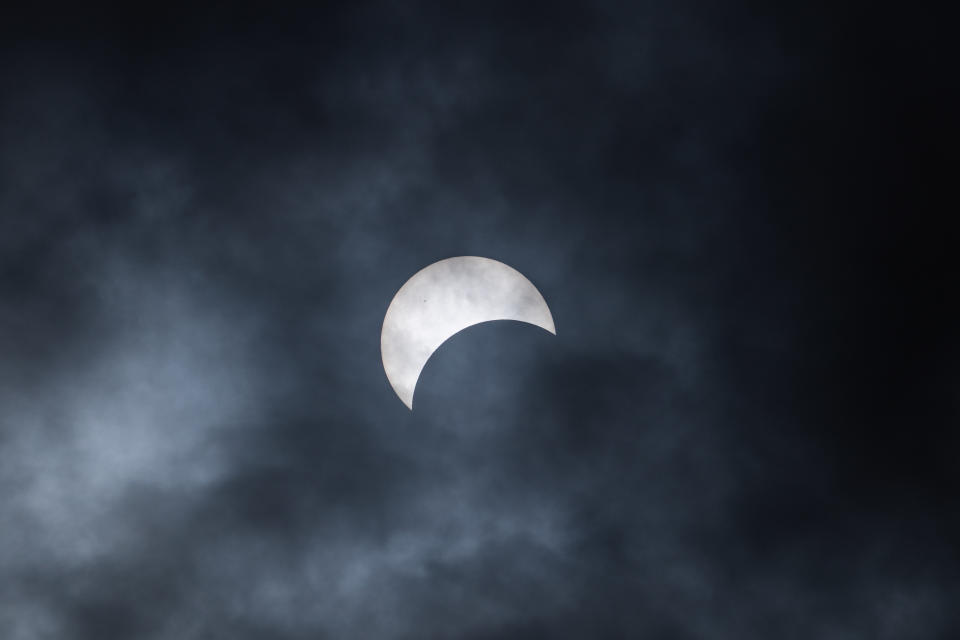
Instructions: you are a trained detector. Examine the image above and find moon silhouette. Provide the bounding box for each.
[381,256,556,409]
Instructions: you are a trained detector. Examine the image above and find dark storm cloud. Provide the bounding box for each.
[1,1,956,638]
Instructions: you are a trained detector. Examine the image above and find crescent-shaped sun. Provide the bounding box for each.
[380,256,556,409]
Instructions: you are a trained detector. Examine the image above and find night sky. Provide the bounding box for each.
[1,2,956,638]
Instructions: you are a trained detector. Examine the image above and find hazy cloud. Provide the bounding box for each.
[1,2,955,638]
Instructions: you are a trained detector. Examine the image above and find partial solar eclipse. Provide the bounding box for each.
[381,256,556,409]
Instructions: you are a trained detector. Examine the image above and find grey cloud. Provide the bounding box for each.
[1,1,956,638]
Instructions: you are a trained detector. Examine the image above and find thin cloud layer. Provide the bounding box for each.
[1,2,956,638]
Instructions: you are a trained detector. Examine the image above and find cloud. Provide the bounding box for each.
[0,2,956,638]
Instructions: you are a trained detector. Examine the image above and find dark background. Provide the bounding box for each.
[1,2,955,638]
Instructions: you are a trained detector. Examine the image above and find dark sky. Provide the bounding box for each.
[1,2,956,638]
